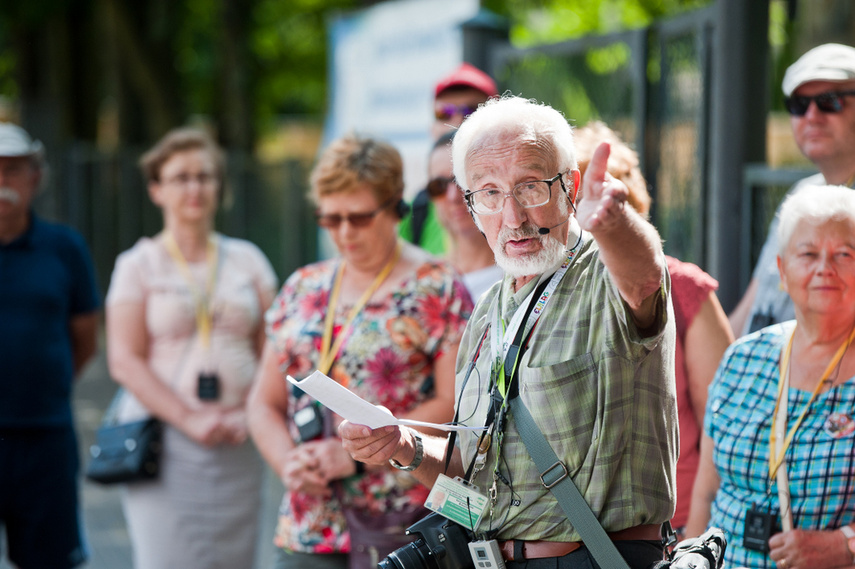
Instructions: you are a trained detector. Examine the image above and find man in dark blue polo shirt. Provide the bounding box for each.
[0,123,100,569]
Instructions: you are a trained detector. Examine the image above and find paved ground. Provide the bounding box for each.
[1,350,283,569]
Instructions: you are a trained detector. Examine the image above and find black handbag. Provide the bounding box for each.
[85,390,163,485]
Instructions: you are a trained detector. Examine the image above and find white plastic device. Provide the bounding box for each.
[468,540,505,569]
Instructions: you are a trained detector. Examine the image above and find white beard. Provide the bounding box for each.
[494,222,567,278]
[0,187,20,204]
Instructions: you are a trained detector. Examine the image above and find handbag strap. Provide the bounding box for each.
[509,395,632,569]
[101,388,128,426]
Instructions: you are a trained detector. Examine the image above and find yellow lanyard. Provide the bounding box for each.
[769,324,855,479]
[318,241,401,376]
[163,232,219,349]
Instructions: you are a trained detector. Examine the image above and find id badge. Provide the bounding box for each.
[197,372,220,401]
[743,507,777,552]
[424,473,488,531]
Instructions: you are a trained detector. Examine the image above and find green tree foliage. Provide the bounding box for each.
[0,0,360,148]
[483,0,711,45]
[0,0,712,149]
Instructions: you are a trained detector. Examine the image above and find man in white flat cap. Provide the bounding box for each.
[730,43,855,336]
[0,122,100,569]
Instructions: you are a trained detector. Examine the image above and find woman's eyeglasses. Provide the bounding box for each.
[315,201,390,229]
[426,176,457,199]
[162,172,218,187]
[784,90,855,116]
[434,104,477,122]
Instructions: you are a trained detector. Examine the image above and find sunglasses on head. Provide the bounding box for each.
[784,90,855,116]
[426,176,457,198]
[315,200,390,229]
[434,104,477,121]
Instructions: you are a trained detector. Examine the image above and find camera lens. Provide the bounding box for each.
[378,539,434,569]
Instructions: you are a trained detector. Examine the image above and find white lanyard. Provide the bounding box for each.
[488,237,583,392]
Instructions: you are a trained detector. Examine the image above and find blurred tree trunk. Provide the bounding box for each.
[12,0,100,148]
[217,0,255,151]
[100,0,183,144]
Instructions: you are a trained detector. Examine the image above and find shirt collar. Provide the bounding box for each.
[1,211,39,250]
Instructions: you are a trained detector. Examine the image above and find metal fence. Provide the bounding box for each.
[33,142,318,295]
[34,4,800,303]
[490,7,716,269]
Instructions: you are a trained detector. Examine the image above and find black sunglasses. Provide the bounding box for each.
[426,176,457,199]
[315,200,391,229]
[784,90,855,116]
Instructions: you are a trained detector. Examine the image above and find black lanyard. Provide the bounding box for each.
[453,276,554,482]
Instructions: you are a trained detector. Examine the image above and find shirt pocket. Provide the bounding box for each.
[520,352,598,473]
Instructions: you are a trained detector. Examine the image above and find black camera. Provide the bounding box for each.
[378,513,474,569]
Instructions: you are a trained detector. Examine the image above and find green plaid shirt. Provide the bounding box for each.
[455,234,678,541]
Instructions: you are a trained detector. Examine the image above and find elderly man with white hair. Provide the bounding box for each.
[0,122,100,569]
[339,96,678,569]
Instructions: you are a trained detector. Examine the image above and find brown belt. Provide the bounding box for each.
[498,524,662,562]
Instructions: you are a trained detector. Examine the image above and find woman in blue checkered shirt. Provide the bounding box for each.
[686,185,855,569]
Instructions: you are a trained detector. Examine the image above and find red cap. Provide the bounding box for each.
[434,63,498,99]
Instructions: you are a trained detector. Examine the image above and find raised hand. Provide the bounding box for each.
[575,142,629,232]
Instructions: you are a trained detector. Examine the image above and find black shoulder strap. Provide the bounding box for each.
[410,189,431,245]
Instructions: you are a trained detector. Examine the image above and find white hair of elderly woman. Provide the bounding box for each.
[777,184,855,255]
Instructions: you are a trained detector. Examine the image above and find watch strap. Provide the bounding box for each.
[389,428,423,472]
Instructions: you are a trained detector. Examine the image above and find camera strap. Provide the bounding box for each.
[509,395,632,569]
[444,325,491,474]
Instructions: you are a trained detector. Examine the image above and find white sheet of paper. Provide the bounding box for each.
[287,371,484,432]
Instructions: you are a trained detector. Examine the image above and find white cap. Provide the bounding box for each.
[782,43,855,96]
[0,122,44,158]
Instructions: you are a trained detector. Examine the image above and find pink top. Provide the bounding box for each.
[667,255,719,528]
[106,234,277,417]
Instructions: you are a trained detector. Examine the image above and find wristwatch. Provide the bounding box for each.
[840,525,855,564]
[389,428,423,472]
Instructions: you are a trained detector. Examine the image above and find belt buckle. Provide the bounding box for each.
[540,461,568,489]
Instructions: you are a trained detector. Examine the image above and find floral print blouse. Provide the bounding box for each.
[266,255,473,554]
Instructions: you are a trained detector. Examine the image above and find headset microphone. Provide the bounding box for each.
[537,218,569,235]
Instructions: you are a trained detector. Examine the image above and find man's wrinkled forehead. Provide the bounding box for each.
[466,130,559,181]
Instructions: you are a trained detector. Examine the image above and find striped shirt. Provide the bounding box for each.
[706,321,855,568]
[454,233,678,541]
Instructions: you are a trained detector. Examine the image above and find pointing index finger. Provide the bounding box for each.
[582,141,611,192]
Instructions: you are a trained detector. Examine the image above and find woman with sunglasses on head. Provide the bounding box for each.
[105,127,278,569]
[686,185,855,569]
[247,133,473,569]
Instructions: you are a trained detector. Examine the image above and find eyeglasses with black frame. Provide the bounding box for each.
[464,173,565,215]
[784,90,855,116]
[315,199,392,229]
